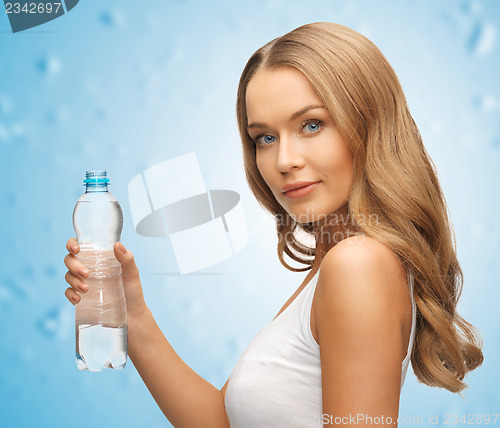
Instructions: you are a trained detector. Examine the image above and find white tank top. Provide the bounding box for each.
[224,267,416,427]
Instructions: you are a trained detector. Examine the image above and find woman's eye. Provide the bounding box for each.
[302,120,323,135]
[255,134,277,145]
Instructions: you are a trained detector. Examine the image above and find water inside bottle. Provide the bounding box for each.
[76,324,127,371]
[75,246,127,371]
[73,200,123,244]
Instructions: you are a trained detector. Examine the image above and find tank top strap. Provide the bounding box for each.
[402,268,417,366]
[299,270,321,351]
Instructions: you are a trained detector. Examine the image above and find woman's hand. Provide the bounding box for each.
[64,237,149,321]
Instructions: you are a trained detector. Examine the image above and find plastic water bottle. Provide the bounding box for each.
[72,170,127,371]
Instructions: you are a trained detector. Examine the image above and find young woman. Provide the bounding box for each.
[63,22,484,427]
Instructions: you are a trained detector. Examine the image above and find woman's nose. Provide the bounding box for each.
[276,135,305,174]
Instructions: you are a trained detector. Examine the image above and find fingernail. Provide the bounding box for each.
[70,245,78,253]
[79,282,88,292]
[78,268,89,277]
[117,242,126,254]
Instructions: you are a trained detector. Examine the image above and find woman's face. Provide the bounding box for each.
[245,66,354,224]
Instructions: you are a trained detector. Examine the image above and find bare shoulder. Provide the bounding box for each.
[322,235,403,274]
[318,235,406,291]
[314,234,409,340]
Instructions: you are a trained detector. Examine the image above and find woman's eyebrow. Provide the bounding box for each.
[247,104,325,130]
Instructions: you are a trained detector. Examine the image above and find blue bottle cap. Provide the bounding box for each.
[83,170,110,185]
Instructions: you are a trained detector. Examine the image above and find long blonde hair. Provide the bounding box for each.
[236,22,483,394]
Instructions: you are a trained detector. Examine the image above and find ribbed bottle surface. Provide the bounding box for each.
[72,171,127,372]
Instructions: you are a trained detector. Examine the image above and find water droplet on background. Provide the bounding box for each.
[461,0,482,16]
[99,10,125,27]
[44,265,58,278]
[36,56,62,75]
[1,276,28,299]
[473,94,497,111]
[468,21,496,56]
[44,105,69,125]
[225,336,239,353]
[37,305,72,340]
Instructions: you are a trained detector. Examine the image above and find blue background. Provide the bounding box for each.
[0,1,498,427]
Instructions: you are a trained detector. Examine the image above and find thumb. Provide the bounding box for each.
[114,242,141,286]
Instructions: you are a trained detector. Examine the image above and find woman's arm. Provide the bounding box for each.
[128,308,230,428]
[314,236,409,427]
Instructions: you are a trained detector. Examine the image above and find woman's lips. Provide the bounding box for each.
[282,181,321,199]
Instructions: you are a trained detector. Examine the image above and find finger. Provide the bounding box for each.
[65,271,88,293]
[64,254,89,280]
[114,242,141,286]
[66,238,79,255]
[65,287,81,305]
